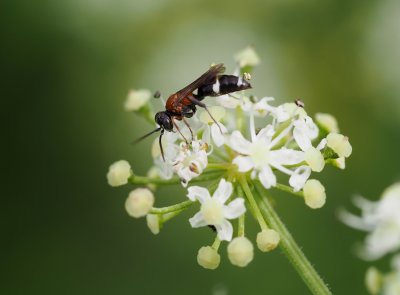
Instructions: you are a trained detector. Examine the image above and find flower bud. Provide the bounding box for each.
[304,147,325,172]
[256,229,280,252]
[107,160,132,187]
[197,246,220,270]
[227,237,254,267]
[332,157,346,169]
[125,188,154,218]
[234,46,260,68]
[326,133,352,158]
[315,113,339,133]
[303,179,326,209]
[146,214,160,235]
[124,89,151,111]
[365,267,382,295]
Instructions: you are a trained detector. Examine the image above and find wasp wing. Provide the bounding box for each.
[175,63,225,103]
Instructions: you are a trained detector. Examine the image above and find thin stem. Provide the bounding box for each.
[212,236,221,250]
[253,181,331,295]
[161,209,184,222]
[238,175,268,230]
[150,200,193,214]
[275,183,304,198]
[238,213,245,237]
[129,170,222,186]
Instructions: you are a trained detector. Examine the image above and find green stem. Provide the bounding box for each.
[253,182,331,295]
[150,200,193,214]
[129,170,222,186]
[238,175,268,230]
[275,183,304,198]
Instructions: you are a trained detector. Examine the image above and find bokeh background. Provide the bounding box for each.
[2,0,400,294]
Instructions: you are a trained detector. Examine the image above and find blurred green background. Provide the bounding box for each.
[2,0,400,294]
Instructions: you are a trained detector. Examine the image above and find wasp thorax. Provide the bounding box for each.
[155,111,173,131]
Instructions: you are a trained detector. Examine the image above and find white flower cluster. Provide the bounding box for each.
[107,47,353,270]
[340,182,400,294]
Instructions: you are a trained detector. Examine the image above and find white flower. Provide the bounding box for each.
[228,125,306,190]
[107,160,132,187]
[293,115,319,151]
[256,229,280,252]
[234,46,260,68]
[197,246,220,270]
[172,140,209,187]
[124,89,152,111]
[187,179,246,241]
[227,236,254,267]
[339,183,400,260]
[199,106,228,147]
[125,188,154,218]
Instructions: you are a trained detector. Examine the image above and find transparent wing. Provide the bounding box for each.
[175,63,225,103]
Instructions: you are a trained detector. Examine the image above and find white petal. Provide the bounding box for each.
[316,138,327,150]
[211,122,227,147]
[289,165,311,191]
[232,156,254,172]
[202,125,211,143]
[255,125,274,143]
[216,95,240,109]
[187,186,211,203]
[304,116,319,139]
[270,148,305,165]
[223,198,246,219]
[258,166,277,189]
[293,123,312,151]
[213,179,233,204]
[229,131,252,154]
[215,219,233,241]
[189,212,207,228]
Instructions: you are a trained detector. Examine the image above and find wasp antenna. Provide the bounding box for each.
[159,129,165,162]
[132,127,161,144]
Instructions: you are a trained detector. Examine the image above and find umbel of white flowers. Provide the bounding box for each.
[106,46,353,269]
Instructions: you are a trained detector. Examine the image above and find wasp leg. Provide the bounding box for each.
[182,117,194,141]
[187,94,223,133]
[172,117,189,144]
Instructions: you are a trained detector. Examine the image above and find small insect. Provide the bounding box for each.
[136,63,252,160]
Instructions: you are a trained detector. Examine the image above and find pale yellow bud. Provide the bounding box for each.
[227,237,254,267]
[146,214,160,235]
[107,160,131,187]
[327,133,352,158]
[234,46,260,68]
[303,179,326,209]
[256,229,280,252]
[124,89,151,111]
[197,246,220,270]
[125,188,154,218]
[365,267,382,295]
[315,113,339,133]
[305,147,325,172]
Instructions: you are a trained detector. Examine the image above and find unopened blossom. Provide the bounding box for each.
[256,229,280,252]
[365,267,382,295]
[340,183,400,260]
[172,140,209,187]
[315,113,339,133]
[234,46,260,68]
[227,236,254,267]
[125,188,155,218]
[107,160,132,187]
[303,179,326,209]
[326,133,352,158]
[146,214,160,235]
[187,179,246,241]
[124,89,152,111]
[197,246,220,270]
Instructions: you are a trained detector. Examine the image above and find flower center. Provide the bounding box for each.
[201,199,224,225]
[249,142,270,168]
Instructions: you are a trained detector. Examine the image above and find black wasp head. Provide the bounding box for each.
[155,111,173,131]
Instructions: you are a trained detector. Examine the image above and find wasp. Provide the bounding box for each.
[136,63,252,160]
